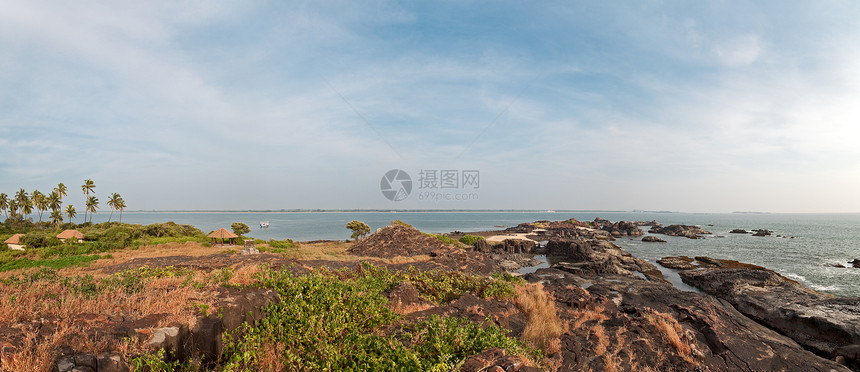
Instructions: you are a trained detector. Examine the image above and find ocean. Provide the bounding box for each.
[104,211,860,297]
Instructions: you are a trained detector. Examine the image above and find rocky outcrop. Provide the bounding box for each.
[657,256,697,270]
[593,218,645,237]
[523,262,849,371]
[852,259,860,268]
[474,239,537,255]
[641,236,666,243]
[461,347,541,372]
[347,224,453,258]
[752,229,773,236]
[649,224,711,239]
[730,229,749,234]
[666,256,860,369]
[632,220,662,227]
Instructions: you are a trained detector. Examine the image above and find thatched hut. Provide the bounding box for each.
[56,229,84,242]
[4,234,25,251]
[208,228,238,246]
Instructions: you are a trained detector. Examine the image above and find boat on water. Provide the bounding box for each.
[260,221,269,229]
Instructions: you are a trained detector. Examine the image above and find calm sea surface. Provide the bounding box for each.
[103,211,860,297]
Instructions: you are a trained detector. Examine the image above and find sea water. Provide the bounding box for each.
[106,211,860,297]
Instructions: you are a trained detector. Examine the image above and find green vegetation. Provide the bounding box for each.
[458,234,485,246]
[0,221,205,272]
[390,219,413,228]
[424,232,461,247]
[346,220,371,241]
[0,254,105,272]
[222,263,535,371]
[231,222,251,236]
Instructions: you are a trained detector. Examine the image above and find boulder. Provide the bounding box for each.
[676,257,860,363]
[730,229,749,234]
[649,225,711,239]
[751,229,773,237]
[641,236,666,243]
[851,259,860,268]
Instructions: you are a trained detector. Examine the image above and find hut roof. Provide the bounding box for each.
[208,228,238,239]
[4,234,24,245]
[57,229,85,240]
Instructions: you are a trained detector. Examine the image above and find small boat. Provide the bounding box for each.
[260,221,269,229]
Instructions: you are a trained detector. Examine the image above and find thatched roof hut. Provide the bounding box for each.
[4,234,25,251]
[208,228,238,246]
[56,229,84,242]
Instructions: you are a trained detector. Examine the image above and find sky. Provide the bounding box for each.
[1,1,859,213]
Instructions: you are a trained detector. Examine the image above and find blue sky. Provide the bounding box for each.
[1,1,859,212]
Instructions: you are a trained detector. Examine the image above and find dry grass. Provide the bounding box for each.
[0,268,230,371]
[515,283,565,353]
[645,310,695,362]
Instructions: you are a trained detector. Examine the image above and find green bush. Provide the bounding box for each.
[268,239,295,249]
[458,235,485,246]
[21,232,60,249]
[221,263,532,371]
[391,220,413,228]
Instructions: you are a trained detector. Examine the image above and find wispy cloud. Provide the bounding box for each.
[0,1,859,212]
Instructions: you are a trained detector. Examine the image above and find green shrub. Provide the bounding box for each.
[391,220,413,228]
[21,232,60,249]
[221,263,531,371]
[268,239,295,249]
[458,235,485,246]
[0,254,104,272]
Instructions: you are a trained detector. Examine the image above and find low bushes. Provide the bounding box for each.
[222,263,537,370]
[458,234,485,246]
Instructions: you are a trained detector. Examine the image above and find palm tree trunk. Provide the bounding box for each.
[108,209,113,222]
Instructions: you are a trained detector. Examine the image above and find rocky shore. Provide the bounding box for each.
[0,218,855,371]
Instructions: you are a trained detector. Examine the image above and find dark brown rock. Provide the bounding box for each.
[657,256,697,270]
[347,224,453,258]
[649,224,711,239]
[676,257,860,365]
[641,236,666,243]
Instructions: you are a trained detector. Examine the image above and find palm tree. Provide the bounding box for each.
[0,193,8,220]
[86,196,99,223]
[118,197,127,223]
[15,188,29,215]
[55,183,68,201]
[8,200,18,219]
[65,205,77,224]
[48,191,61,213]
[32,190,47,226]
[81,179,95,221]
[107,193,121,222]
[21,197,33,219]
[50,210,63,228]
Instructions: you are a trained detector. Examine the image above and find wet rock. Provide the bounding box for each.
[751,229,773,236]
[657,256,697,270]
[641,236,666,243]
[676,257,860,363]
[649,224,711,239]
[730,229,749,234]
[851,259,860,268]
[474,239,536,254]
[593,218,645,237]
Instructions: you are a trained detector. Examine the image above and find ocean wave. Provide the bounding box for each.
[810,284,841,291]
[785,273,807,283]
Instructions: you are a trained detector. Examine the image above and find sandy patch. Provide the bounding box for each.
[485,233,537,243]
